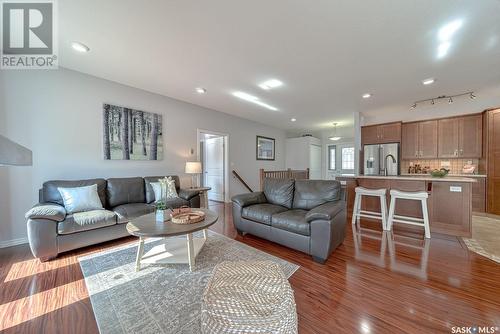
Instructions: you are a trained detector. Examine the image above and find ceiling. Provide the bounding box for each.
[59,0,500,132]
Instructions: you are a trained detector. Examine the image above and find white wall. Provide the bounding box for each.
[0,69,286,245]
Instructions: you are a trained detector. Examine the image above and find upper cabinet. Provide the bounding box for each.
[362,122,401,145]
[438,114,482,158]
[459,115,482,158]
[402,120,438,159]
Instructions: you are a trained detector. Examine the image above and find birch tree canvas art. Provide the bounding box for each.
[103,104,163,160]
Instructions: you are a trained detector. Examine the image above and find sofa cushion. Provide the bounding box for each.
[144,176,181,204]
[263,178,295,209]
[113,203,155,223]
[57,184,104,214]
[165,197,190,209]
[42,179,107,207]
[58,210,117,235]
[292,180,341,210]
[107,177,145,207]
[271,209,310,236]
[242,204,288,225]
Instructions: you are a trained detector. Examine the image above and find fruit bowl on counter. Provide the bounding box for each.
[430,168,450,178]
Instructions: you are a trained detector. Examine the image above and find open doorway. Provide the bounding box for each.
[197,129,230,203]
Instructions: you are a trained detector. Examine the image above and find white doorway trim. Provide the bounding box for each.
[197,129,230,203]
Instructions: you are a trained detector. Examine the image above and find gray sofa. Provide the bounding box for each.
[232,178,346,263]
[26,176,200,261]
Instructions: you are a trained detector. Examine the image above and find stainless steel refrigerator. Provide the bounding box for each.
[363,143,400,176]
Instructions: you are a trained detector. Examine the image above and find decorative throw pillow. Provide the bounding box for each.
[57,184,104,214]
[150,182,164,203]
[164,176,178,199]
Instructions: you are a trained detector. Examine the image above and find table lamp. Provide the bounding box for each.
[185,161,202,188]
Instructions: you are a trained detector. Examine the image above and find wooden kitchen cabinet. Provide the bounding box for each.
[459,115,482,158]
[430,181,471,237]
[401,122,419,159]
[419,120,439,158]
[438,114,482,158]
[402,120,438,159]
[438,118,460,158]
[472,177,486,213]
[361,125,380,145]
[486,109,500,215]
[362,122,401,145]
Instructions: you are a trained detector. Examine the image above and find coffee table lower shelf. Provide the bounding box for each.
[135,229,208,272]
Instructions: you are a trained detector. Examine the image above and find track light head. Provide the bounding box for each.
[431,99,435,105]
[470,93,476,99]
[411,103,417,109]
[448,97,453,104]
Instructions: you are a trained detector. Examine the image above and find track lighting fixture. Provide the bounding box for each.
[410,91,475,109]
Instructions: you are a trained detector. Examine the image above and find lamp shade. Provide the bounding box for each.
[185,161,202,174]
[0,134,32,166]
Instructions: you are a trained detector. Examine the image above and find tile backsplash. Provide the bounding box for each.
[401,159,479,174]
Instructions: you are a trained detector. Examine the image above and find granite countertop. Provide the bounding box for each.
[340,174,477,183]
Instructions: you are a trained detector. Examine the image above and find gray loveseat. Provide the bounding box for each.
[232,178,346,263]
[26,176,200,261]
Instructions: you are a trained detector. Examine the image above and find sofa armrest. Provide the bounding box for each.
[178,188,200,201]
[305,200,345,223]
[231,192,267,208]
[25,203,66,222]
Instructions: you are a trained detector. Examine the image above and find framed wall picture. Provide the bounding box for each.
[256,136,275,160]
[103,103,163,160]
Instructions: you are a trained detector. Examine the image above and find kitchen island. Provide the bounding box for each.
[337,175,476,237]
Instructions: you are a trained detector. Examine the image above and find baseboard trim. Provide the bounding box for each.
[0,237,28,248]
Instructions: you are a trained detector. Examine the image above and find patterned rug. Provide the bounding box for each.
[463,215,500,264]
[78,231,299,334]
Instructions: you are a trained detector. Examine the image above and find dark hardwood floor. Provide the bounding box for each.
[1,201,499,333]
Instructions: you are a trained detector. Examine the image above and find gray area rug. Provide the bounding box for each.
[78,231,300,334]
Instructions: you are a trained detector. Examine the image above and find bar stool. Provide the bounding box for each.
[386,190,431,239]
[351,187,388,230]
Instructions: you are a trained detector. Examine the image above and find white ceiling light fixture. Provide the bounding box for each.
[410,91,474,109]
[196,87,207,94]
[329,123,341,141]
[232,91,278,111]
[362,93,372,99]
[71,41,90,53]
[422,78,435,85]
[290,118,297,122]
[258,79,283,90]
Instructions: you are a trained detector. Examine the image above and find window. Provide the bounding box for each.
[341,147,355,170]
[328,145,336,170]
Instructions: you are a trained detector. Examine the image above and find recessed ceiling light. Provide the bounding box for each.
[196,87,207,94]
[362,93,372,99]
[290,118,296,122]
[258,79,283,90]
[422,78,435,85]
[71,41,90,53]
[232,91,278,111]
